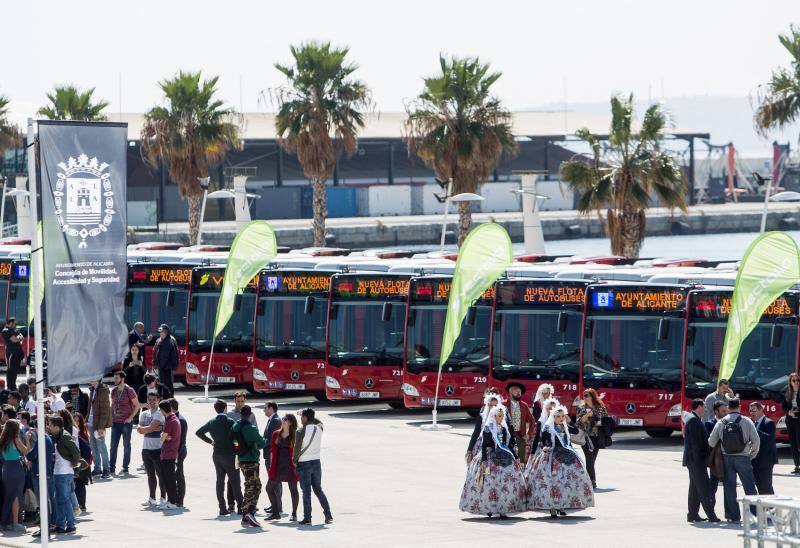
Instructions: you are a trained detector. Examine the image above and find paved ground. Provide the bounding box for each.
[2,387,797,547]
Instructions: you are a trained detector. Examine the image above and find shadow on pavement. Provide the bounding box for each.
[592,487,618,494]
[461,516,526,525]
[528,515,594,524]
[234,527,267,534]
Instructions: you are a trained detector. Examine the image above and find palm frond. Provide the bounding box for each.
[754,25,800,134]
[36,85,109,121]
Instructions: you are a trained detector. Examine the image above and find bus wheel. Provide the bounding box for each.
[466,409,480,418]
[644,428,673,439]
[387,401,406,410]
[314,393,329,402]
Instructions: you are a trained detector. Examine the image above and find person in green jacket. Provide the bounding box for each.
[195,399,242,516]
[232,405,265,528]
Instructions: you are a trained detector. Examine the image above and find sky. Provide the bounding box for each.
[4,0,799,130]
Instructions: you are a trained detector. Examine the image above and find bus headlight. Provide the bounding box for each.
[325,376,340,389]
[186,362,200,374]
[667,403,682,417]
[252,369,267,381]
[402,383,419,397]
[777,416,786,429]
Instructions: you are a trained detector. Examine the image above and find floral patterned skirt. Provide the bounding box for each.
[459,451,527,515]
[524,446,594,511]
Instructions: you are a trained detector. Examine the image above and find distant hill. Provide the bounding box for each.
[536,95,798,158]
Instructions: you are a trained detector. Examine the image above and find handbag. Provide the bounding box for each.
[570,428,588,447]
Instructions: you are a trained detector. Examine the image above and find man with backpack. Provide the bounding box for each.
[708,398,760,524]
[48,416,88,534]
[231,405,265,528]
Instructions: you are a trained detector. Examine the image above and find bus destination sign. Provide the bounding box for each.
[497,284,585,306]
[130,266,192,285]
[334,276,409,298]
[590,288,686,312]
[262,273,331,294]
[412,280,493,303]
[691,293,795,320]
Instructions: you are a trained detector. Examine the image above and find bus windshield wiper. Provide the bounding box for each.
[732,381,782,397]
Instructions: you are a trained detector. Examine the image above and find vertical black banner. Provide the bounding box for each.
[38,121,128,385]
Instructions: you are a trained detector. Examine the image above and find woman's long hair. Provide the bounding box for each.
[583,388,605,410]
[74,412,89,440]
[0,419,20,453]
[787,373,800,401]
[58,409,76,434]
[285,413,298,440]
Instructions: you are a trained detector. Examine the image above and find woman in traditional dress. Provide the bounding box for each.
[459,406,526,518]
[526,404,594,518]
[531,383,555,422]
[531,396,560,456]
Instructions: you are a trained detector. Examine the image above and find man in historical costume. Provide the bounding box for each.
[505,382,535,463]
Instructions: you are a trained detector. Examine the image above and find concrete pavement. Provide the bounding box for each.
[2,387,794,547]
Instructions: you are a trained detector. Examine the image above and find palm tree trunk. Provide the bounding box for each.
[187,195,201,245]
[312,177,328,247]
[457,201,472,247]
[607,207,645,259]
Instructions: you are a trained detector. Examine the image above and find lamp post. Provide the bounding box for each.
[443,193,485,250]
[196,177,211,244]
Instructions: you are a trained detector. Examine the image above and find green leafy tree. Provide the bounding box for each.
[560,93,686,259]
[37,85,108,121]
[0,94,20,156]
[755,25,800,134]
[405,56,516,246]
[272,41,371,247]
[140,71,241,244]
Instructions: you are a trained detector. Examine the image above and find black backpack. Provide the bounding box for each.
[721,415,746,454]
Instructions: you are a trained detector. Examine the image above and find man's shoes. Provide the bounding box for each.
[290,514,297,522]
[324,515,333,525]
[264,506,272,514]
[121,468,129,475]
[244,513,261,528]
[91,470,101,477]
[101,472,110,479]
[687,515,706,523]
[158,502,178,510]
[267,513,281,520]
[236,506,243,515]
[142,498,157,507]
[708,517,722,523]
[53,527,67,534]
[793,467,800,475]
[727,518,741,525]
[73,506,82,518]
[64,526,76,534]
[299,518,312,525]
[219,508,231,516]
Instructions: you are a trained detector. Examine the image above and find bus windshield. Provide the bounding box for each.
[188,292,255,353]
[256,296,328,359]
[685,322,796,400]
[405,304,491,374]
[126,287,189,346]
[583,315,683,391]
[492,308,582,382]
[327,301,405,367]
[8,283,28,337]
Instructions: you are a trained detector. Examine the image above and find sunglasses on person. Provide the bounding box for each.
[281,416,289,423]
[792,378,800,383]
[582,393,591,398]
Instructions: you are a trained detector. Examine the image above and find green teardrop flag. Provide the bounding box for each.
[439,223,513,369]
[28,221,44,326]
[213,221,278,339]
[719,231,800,381]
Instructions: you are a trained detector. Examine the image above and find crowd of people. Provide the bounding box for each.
[459,383,613,519]
[683,378,787,525]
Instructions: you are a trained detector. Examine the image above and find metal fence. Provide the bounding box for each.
[742,495,800,547]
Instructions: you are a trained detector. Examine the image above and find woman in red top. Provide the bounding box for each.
[266,414,299,521]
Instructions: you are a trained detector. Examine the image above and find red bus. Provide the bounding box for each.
[252,269,331,395]
[491,278,590,409]
[683,288,798,441]
[582,283,689,437]
[184,266,257,387]
[324,273,410,405]
[8,260,33,356]
[0,258,15,364]
[126,263,192,378]
[401,276,493,409]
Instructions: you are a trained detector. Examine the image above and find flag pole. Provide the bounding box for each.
[28,119,49,545]
[193,339,216,404]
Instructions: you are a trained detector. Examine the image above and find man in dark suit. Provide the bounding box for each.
[262,401,282,514]
[749,401,778,495]
[195,399,242,515]
[683,399,720,523]
[704,400,728,508]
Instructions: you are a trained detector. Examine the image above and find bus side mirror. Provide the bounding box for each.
[657,317,670,341]
[9,286,16,299]
[465,306,477,327]
[189,297,197,312]
[166,289,175,308]
[771,324,783,348]
[407,308,416,327]
[584,319,594,339]
[256,300,265,317]
[234,294,243,312]
[557,310,568,333]
[125,292,133,307]
[686,326,696,347]
[330,303,339,320]
[304,296,315,315]
[381,301,393,322]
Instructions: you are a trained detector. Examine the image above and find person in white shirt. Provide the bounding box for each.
[295,408,331,525]
[47,388,66,413]
[136,392,165,506]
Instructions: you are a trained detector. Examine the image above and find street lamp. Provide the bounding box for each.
[0,187,30,239]
[510,188,550,255]
[196,177,211,244]
[440,192,484,250]
[197,185,261,246]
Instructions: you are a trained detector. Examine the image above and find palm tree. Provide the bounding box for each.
[755,25,800,134]
[0,94,20,157]
[560,93,686,259]
[37,85,109,121]
[405,55,517,246]
[140,71,240,244]
[272,41,371,247]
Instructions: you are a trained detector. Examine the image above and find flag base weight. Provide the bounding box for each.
[419,410,452,431]
[191,384,215,404]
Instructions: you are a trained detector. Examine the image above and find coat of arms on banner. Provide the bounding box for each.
[54,154,115,248]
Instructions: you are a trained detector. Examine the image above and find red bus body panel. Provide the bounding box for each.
[252,357,326,393]
[184,350,253,386]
